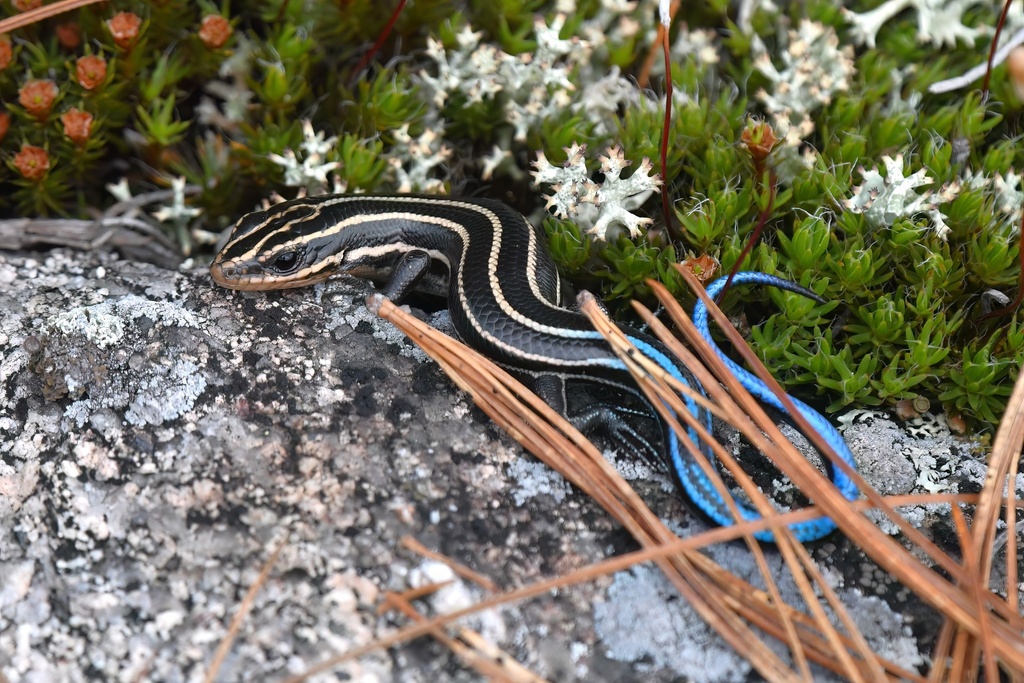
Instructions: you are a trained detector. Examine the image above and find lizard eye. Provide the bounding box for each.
[269,250,300,273]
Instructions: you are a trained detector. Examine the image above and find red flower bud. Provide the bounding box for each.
[56,22,82,50]
[107,11,141,50]
[75,55,108,91]
[199,15,232,50]
[14,144,50,181]
[11,0,42,11]
[19,79,58,121]
[0,37,12,72]
[741,120,779,165]
[61,108,93,145]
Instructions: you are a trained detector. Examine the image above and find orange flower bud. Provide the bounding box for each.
[681,252,720,285]
[11,0,42,11]
[61,108,93,145]
[19,79,58,121]
[14,144,50,181]
[56,22,81,50]
[75,55,107,91]
[0,111,10,144]
[0,36,12,72]
[741,120,779,165]
[107,11,141,50]
[198,15,232,50]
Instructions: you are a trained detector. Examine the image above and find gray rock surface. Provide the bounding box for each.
[0,248,1009,682]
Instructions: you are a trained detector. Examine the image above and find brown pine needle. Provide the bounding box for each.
[368,296,921,679]
[593,289,881,681]
[672,267,1024,675]
[285,496,970,683]
[380,589,549,683]
[204,540,284,683]
[973,349,1024,580]
[0,0,106,35]
[376,582,454,615]
[362,297,806,681]
[401,535,500,593]
[282,290,1024,682]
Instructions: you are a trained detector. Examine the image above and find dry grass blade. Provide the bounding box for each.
[674,268,1024,669]
[585,290,882,682]
[673,270,958,573]
[575,291,822,679]
[204,541,284,683]
[673,267,1024,674]
[974,361,1024,581]
[360,295,805,682]
[947,363,1024,682]
[401,535,500,592]
[379,589,548,683]
[374,294,936,681]
[282,294,1022,683]
[950,506,993,681]
[0,0,105,35]
[284,494,969,683]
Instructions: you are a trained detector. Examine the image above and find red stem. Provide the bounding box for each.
[721,175,776,299]
[982,0,1014,96]
[349,0,407,85]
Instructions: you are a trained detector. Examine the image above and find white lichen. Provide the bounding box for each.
[416,15,591,143]
[566,0,647,58]
[195,35,255,131]
[753,21,854,147]
[268,120,341,193]
[387,124,452,194]
[843,153,957,240]
[843,0,986,49]
[479,144,512,181]
[532,143,661,240]
[572,67,641,136]
[151,176,202,226]
[993,170,1024,226]
[961,168,1024,231]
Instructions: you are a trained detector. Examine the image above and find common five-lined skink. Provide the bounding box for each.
[211,194,858,542]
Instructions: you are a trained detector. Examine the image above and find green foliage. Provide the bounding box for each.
[543,216,591,275]
[136,96,190,148]
[340,72,425,139]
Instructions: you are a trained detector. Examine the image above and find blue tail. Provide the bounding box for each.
[683,271,859,542]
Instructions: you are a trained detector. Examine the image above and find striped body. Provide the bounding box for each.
[212,194,858,542]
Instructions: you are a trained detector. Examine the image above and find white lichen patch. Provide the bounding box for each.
[268,119,343,194]
[413,13,596,186]
[123,358,207,427]
[596,552,925,680]
[387,124,452,194]
[151,176,203,226]
[993,170,1024,226]
[843,153,958,239]
[408,560,507,646]
[45,295,208,428]
[49,295,200,349]
[753,21,854,147]
[418,15,589,144]
[508,458,572,505]
[843,0,987,49]
[532,143,661,239]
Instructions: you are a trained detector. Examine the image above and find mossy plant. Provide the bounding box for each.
[0,0,1023,429]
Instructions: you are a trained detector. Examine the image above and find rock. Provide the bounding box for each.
[0,248,994,682]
